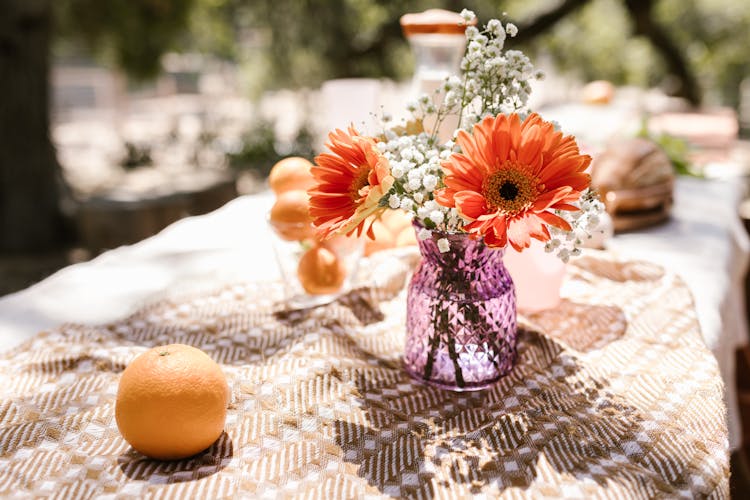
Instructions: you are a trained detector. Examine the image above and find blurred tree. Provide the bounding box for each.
[0,0,195,252]
[624,0,700,104]
[655,0,750,108]
[505,0,750,107]
[194,0,744,107]
[185,0,508,94]
[3,0,749,252]
[55,0,196,79]
[0,0,62,251]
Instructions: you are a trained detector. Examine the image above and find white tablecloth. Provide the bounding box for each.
[1,177,748,448]
[606,176,749,450]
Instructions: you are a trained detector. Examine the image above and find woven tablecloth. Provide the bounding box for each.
[0,250,729,498]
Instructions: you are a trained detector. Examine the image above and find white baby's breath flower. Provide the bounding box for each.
[407,167,422,181]
[460,9,476,22]
[388,194,401,209]
[429,210,445,224]
[545,239,560,252]
[486,19,502,36]
[367,15,594,249]
[418,228,432,240]
[444,90,459,108]
[422,174,438,191]
[499,101,516,115]
[400,198,414,211]
[437,238,450,253]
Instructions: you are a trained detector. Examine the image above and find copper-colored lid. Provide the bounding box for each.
[400,9,475,36]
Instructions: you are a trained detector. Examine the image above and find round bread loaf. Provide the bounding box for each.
[591,137,673,191]
[591,137,675,231]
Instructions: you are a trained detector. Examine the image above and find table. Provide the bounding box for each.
[606,176,749,450]
[0,179,740,497]
[0,241,730,497]
[1,176,747,448]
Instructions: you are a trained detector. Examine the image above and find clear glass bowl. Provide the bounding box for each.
[268,218,363,308]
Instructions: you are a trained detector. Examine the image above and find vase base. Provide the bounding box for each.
[403,362,506,392]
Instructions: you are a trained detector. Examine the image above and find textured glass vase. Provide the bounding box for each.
[404,224,518,391]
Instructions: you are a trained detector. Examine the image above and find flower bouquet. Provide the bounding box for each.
[308,10,603,390]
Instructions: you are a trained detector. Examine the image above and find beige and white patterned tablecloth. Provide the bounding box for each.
[0,250,729,498]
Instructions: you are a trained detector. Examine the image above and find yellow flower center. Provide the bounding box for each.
[349,165,371,200]
[483,162,538,215]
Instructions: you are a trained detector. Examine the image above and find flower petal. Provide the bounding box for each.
[454,190,489,222]
[507,217,532,251]
[308,127,392,240]
[536,211,573,232]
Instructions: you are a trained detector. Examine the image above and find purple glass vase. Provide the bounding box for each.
[404,223,517,391]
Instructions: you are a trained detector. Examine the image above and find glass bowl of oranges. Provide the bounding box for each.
[268,157,363,308]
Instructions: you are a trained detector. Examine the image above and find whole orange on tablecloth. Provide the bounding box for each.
[115,343,230,460]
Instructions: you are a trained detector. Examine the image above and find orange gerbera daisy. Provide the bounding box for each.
[309,127,394,239]
[435,113,591,251]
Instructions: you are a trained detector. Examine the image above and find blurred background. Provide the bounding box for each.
[2,0,750,294]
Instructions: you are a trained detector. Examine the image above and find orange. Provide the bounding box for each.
[582,80,614,105]
[115,344,230,460]
[297,244,346,294]
[269,189,314,241]
[269,157,315,194]
[364,219,396,256]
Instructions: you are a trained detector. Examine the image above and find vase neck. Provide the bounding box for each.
[415,226,506,269]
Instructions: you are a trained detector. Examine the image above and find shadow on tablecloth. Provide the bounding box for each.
[331,327,688,498]
[117,431,234,483]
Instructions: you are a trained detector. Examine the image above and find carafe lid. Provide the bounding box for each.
[400,9,476,37]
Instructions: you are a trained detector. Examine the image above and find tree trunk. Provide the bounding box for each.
[0,0,65,251]
[512,0,593,44]
[623,0,702,106]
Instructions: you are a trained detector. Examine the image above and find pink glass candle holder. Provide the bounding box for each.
[503,240,566,313]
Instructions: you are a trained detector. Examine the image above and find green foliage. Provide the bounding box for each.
[655,0,750,107]
[227,119,315,177]
[231,0,427,89]
[52,0,750,106]
[503,0,750,107]
[506,0,660,88]
[636,118,700,177]
[183,0,510,92]
[55,0,196,79]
